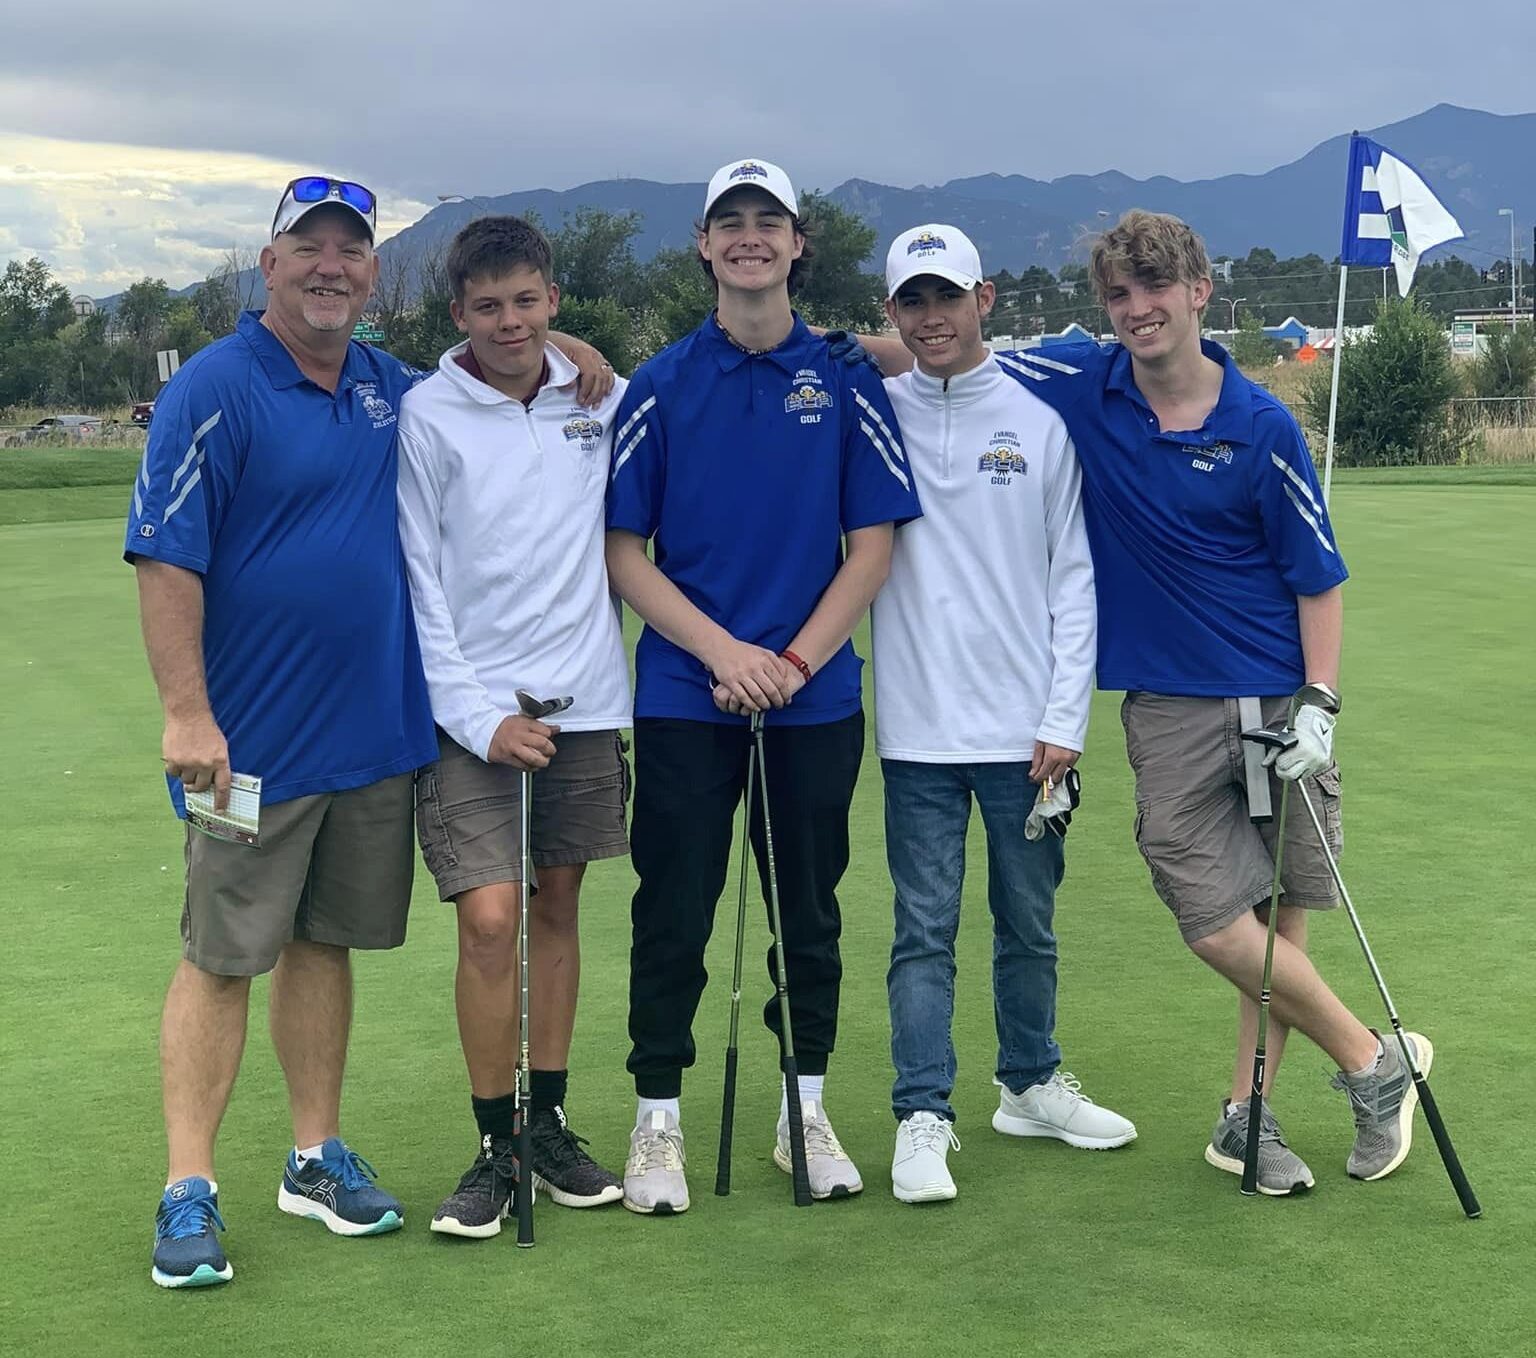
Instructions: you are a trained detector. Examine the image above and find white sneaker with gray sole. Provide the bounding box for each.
[992,1071,1137,1149]
[622,1109,689,1216]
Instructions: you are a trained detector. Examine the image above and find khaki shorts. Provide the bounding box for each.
[415,728,630,901]
[181,772,417,977]
[1121,692,1342,943]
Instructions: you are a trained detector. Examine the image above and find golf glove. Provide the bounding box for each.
[823,329,882,374]
[1265,703,1335,782]
[1025,768,1081,840]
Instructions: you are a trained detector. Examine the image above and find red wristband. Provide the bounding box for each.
[781,648,813,684]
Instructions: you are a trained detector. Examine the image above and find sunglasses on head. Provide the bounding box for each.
[272,176,377,235]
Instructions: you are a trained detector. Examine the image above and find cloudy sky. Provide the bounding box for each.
[4,0,1533,295]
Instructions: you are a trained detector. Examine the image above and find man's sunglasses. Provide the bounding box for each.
[272,177,377,236]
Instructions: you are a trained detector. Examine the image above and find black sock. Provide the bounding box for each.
[530,1068,568,1112]
[471,1092,518,1143]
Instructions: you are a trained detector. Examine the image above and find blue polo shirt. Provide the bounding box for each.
[125,310,437,810]
[994,340,1347,696]
[607,313,921,725]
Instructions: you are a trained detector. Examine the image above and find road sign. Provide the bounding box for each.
[156,349,181,383]
[352,323,386,343]
[1451,320,1476,356]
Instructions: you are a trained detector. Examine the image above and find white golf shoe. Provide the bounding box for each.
[623,1109,689,1215]
[774,1101,863,1199]
[891,1111,960,1204]
[992,1071,1137,1149]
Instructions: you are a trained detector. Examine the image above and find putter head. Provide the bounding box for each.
[515,689,574,721]
[1241,724,1300,753]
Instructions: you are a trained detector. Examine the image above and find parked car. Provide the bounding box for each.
[131,401,155,425]
[24,414,103,442]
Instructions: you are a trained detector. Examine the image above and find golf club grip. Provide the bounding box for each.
[516,1103,534,1246]
[783,1062,813,1207]
[715,1047,739,1196]
[1414,1073,1482,1218]
[1241,1068,1264,1196]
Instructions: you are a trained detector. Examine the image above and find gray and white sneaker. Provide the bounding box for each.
[1204,1097,1315,1196]
[891,1111,959,1204]
[1332,1030,1432,1181]
[623,1109,689,1216]
[774,1101,863,1200]
[992,1071,1137,1149]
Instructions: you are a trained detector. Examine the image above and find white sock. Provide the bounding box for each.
[636,1097,680,1129]
[167,1177,218,1194]
[781,1075,825,1120]
[1346,1037,1386,1080]
[294,1141,327,1167]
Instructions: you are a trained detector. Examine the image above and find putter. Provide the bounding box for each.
[511,689,573,1248]
[1293,780,1482,1219]
[753,711,813,1207]
[1237,719,1300,1195]
[715,727,757,1196]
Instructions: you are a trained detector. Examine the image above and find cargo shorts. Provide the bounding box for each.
[1121,692,1342,943]
[415,728,630,901]
[181,772,417,977]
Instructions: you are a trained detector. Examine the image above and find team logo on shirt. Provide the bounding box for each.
[907,230,947,255]
[355,383,397,430]
[562,415,606,451]
[730,162,768,182]
[1183,441,1234,472]
[785,368,834,424]
[978,430,1027,484]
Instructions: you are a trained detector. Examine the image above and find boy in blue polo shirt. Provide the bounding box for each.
[606,157,921,1213]
[857,209,1431,1196]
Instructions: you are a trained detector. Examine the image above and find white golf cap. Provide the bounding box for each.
[703,158,798,219]
[886,224,985,298]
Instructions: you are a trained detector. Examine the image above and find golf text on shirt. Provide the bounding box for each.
[605,314,922,725]
[124,310,438,811]
[995,339,1348,697]
[875,354,1096,762]
[396,342,633,760]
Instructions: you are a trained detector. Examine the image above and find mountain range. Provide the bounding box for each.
[109,103,1536,309]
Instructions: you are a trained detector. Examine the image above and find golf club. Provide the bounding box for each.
[753,711,813,1208]
[1238,722,1297,1195]
[511,688,573,1248]
[715,724,757,1197]
[1293,780,1482,1219]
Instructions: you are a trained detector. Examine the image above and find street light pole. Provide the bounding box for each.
[1226,296,1247,330]
[1498,208,1516,319]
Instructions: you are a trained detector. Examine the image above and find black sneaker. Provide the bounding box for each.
[531,1105,624,1207]
[430,1134,520,1238]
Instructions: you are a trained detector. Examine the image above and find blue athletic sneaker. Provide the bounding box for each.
[152,1176,233,1289]
[276,1138,403,1236]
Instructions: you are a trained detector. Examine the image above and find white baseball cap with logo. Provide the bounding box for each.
[886,223,985,298]
[703,158,799,219]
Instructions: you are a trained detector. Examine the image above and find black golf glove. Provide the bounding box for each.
[823,329,883,375]
[1025,768,1081,841]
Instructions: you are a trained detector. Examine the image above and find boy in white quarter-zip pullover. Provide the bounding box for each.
[873,225,1136,1205]
[397,216,631,1234]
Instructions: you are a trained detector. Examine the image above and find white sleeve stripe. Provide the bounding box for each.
[163,467,203,524]
[133,481,144,517]
[995,354,1047,381]
[998,350,1082,376]
[1269,450,1324,518]
[1281,484,1336,555]
[169,410,223,493]
[852,389,905,462]
[613,395,656,448]
[859,420,911,492]
[611,426,648,480]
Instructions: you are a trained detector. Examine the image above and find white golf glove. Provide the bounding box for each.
[1025,768,1081,840]
[1264,703,1335,782]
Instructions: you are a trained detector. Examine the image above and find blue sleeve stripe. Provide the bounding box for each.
[1279,482,1336,555]
[857,418,911,492]
[162,409,223,525]
[1268,450,1323,519]
[851,389,905,462]
[611,425,650,481]
[612,394,656,450]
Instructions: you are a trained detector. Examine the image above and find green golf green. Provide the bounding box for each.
[0,469,1529,1356]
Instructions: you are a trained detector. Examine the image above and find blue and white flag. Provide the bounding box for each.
[1340,134,1463,296]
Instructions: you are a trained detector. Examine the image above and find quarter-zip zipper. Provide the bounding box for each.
[941,376,953,481]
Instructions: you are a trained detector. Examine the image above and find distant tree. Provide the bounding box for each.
[793,191,885,333]
[1230,312,1279,369]
[48,311,133,408]
[548,207,645,311]
[0,257,73,407]
[1300,298,1466,466]
[1465,321,1536,400]
[163,301,213,364]
[397,247,463,370]
[641,246,714,351]
[555,295,636,375]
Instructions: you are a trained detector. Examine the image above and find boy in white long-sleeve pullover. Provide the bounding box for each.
[397,216,631,1233]
[872,225,1136,1205]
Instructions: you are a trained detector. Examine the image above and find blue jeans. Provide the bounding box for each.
[884,759,1063,1121]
